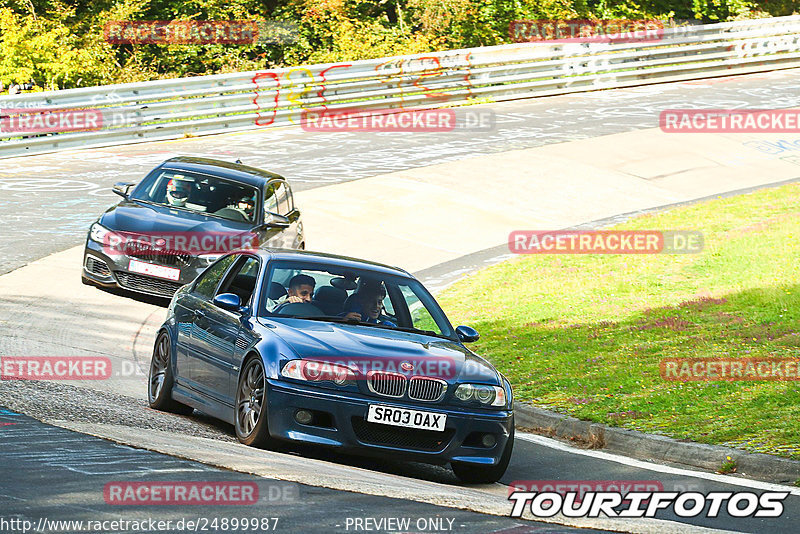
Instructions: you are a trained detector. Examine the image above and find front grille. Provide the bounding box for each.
[367,372,406,398]
[408,377,447,402]
[351,417,454,451]
[85,256,110,277]
[115,272,183,297]
[123,241,193,267]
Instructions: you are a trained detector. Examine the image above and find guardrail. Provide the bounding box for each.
[1,15,800,159]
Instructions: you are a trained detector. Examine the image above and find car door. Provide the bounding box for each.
[190,255,261,406]
[259,180,300,249]
[176,254,236,397]
[257,182,287,248]
[277,182,302,249]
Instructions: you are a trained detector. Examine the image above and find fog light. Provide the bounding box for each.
[295,410,313,425]
[481,434,497,448]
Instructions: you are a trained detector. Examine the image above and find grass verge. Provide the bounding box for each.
[438,182,800,459]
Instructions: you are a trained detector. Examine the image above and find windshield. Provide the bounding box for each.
[259,260,456,340]
[130,169,259,223]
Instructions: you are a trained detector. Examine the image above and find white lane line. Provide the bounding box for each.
[517,432,800,496]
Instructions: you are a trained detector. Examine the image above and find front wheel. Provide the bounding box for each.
[452,418,514,484]
[148,332,193,415]
[235,357,276,448]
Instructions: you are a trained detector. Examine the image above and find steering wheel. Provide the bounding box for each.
[274,302,325,317]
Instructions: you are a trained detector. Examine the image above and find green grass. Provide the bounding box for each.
[438,182,800,459]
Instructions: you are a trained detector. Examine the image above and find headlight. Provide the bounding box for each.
[281,359,355,386]
[200,253,224,264]
[454,383,506,407]
[89,223,110,243]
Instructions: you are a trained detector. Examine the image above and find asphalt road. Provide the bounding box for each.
[0,408,584,534]
[1,69,800,274]
[2,69,800,534]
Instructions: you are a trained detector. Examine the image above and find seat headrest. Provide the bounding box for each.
[314,285,347,303]
[268,281,288,300]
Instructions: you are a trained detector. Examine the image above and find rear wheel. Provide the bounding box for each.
[452,418,514,484]
[148,332,193,415]
[235,356,276,447]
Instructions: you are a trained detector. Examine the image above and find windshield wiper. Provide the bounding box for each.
[385,325,442,338]
[285,316,451,339]
[131,198,244,223]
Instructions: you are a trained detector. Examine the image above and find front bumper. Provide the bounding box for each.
[82,239,204,298]
[265,379,514,465]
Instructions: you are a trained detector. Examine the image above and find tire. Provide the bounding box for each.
[452,418,514,484]
[235,356,276,448]
[148,332,194,415]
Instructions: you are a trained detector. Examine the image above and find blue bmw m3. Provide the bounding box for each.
[148,249,514,483]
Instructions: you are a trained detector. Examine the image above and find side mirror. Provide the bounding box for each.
[112,182,136,199]
[456,325,480,343]
[213,293,242,312]
[262,213,291,229]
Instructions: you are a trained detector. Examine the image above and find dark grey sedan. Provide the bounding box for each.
[82,157,304,297]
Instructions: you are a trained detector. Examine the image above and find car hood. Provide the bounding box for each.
[259,318,500,384]
[99,200,253,234]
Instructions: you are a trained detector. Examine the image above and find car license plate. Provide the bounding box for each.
[128,258,180,281]
[367,405,446,432]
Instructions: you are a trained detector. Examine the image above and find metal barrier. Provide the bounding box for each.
[1,15,800,158]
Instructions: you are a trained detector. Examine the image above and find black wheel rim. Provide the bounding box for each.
[237,360,265,437]
[149,334,169,402]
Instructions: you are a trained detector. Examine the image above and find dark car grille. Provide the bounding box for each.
[123,241,193,267]
[351,417,454,452]
[115,272,183,297]
[367,372,406,398]
[85,256,111,277]
[408,377,447,402]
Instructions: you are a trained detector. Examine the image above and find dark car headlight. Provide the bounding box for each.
[199,253,223,265]
[454,383,507,407]
[89,222,111,243]
[281,359,356,386]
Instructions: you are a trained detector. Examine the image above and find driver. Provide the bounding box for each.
[269,274,316,310]
[235,195,256,220]
[166,175,193,207]
[342,280,396,326]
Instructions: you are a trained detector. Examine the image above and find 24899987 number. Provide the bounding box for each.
[192,517,279,531]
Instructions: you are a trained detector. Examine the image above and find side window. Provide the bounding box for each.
[217,256,260,305]
[275,182,290,215]
[194,255,236,299]
[264,183,278,215]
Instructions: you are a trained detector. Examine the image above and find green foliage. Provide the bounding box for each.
[691,0,755,20]
[0,0,787,89]
[437,182,800,459]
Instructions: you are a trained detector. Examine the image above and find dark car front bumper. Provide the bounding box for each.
[82,239,205,298]
[265,379,514,465]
